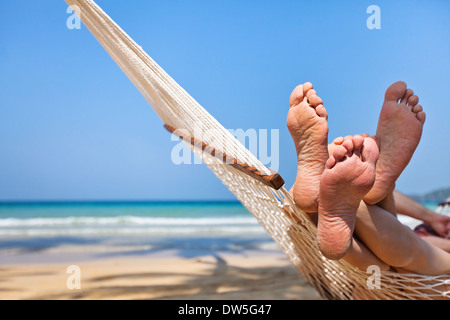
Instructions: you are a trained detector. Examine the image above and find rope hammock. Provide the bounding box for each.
[65,0,450,299]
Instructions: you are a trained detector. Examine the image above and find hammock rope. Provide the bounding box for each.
[65,0,450,300]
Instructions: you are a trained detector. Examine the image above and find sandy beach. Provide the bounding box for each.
[0,249,321,300]
[0,202,322,300]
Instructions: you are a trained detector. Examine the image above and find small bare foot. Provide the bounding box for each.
[287,82,329,213]
[364,81,426,204]
[318,135,379,260]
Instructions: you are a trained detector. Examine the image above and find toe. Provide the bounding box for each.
[315,104,328,118]
[385,81,407,102]
[302,82,313,97]
[412,104,423,113]
[342,139,354,155]
[361,137,380,163]
[400,89,414,105]
[408,95,419,108]
[325,156,336,169]
[333,137,344,145]
[289,85,305,107]
[352,135,364,151]
[416,110,426,124]
[328,137,342,155]
[333,145,348,161]
[306,89,317,101]
[309,94,323,107]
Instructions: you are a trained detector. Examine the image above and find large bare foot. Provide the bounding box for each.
[317,135,379,260]
[364,81,425,204]
[287,82,329,213]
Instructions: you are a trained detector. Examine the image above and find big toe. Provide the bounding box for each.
[361,137,379,163]
[289,84,305,107]
[384,81,407,102]
[289,82,313,107]
[351,135,364,152]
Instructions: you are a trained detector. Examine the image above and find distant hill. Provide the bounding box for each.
[410,187,450,203]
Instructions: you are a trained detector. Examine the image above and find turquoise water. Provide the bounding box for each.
[0,201,248,218]
[0,201,261,237]
[0,201,275,262]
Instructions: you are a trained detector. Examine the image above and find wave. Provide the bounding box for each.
[0,215,264,236]
[0,216,257,227]
[0,226,266,237]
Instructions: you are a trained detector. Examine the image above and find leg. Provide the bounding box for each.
[354,201,450,275]
[342,236,390,271]
[287,82,329,213]
[364,81,426,204]
[283,207,389,271]
[419,236,450,254]
[374,191,396,217]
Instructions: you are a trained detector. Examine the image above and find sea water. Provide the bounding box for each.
[0,200,440,263]
[0,201,274,262]
[0,201,262,237]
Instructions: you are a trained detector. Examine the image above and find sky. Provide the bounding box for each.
[0,0,449,201]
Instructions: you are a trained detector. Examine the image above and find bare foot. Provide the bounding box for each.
[364,81,426,204]
[287,82,329,213]
[317,135,379,260]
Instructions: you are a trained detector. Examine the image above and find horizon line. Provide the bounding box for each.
[0,199,242,205]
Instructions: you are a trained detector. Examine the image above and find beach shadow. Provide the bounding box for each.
[93,236,276,260]
[33,253,320,300]
[0,236,103,254]
[0,287,23,292]
[2,234,320,300]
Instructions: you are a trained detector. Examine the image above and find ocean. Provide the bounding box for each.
[0,201,274,263]
[0,200,441,264]
[0,201,263,237]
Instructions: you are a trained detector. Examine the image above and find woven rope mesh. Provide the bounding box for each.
[65,0,449,300]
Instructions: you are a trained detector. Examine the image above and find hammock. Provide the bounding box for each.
[65,0,450,300]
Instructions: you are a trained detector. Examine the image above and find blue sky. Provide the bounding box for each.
[0,0,449,201]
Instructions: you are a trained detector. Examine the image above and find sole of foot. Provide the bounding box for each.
[287,82,329,213]
[318,135,379,260]
[364,81,425,204]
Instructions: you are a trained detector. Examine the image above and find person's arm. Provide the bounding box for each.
[393,190,450,237]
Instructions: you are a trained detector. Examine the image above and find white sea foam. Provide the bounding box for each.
[0,216,264,236]
[0,216,257,227]
[0,226,266,237]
